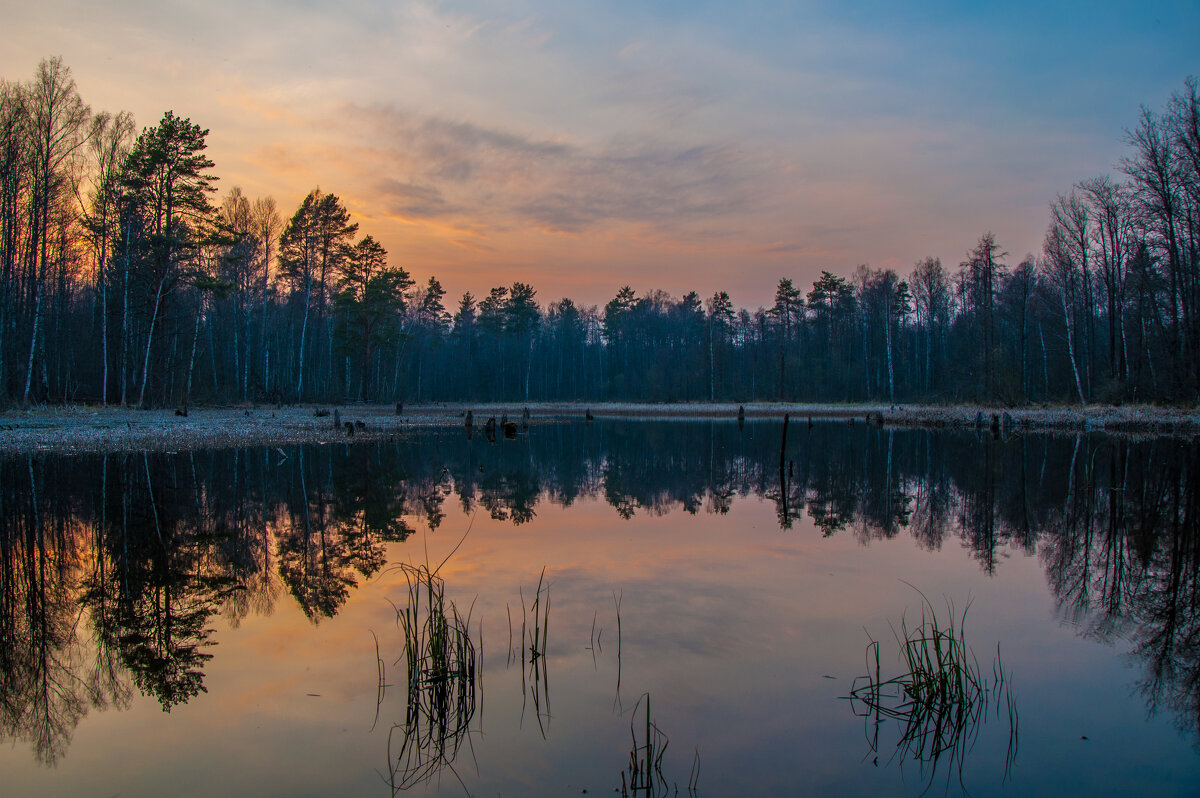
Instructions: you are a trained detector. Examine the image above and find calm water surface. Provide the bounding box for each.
[1,421,1198,796]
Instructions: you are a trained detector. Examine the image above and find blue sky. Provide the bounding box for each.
[2,0,1197,306]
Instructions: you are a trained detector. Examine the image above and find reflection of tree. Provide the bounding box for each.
[1,457,124,764]
[277,444,422,621]
[90,454,237,711]
[1040,440,1200,741]
[4,422,1200,763]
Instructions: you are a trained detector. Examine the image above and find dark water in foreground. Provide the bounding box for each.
[1,420,1198,796]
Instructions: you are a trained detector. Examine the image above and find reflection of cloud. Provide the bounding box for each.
[343,104,770,236]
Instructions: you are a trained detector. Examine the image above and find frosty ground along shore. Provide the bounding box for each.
[0,402,1197,455]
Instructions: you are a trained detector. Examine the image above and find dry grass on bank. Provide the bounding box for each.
[0,401,1196,455]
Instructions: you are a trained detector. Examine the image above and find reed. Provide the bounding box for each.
[846,591,1017,791]
[516,568,552,736]
[384,563,479,793]
[621,693,671,797]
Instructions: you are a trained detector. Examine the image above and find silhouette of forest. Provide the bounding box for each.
[3,58,1200,407]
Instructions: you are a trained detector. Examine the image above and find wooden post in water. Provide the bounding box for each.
[779,413,790,472]
[779,413,791,525]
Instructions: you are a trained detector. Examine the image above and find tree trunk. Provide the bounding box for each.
[525,336,534,401]
[708,322,715,401]
[1039,323,1049,400]
[186,295,202,406]
[1062,292,1086,404]
[22,276,42,404]
[885,299,895,403]
[137,278,165,408]
[121,221,130,406]
[296,275,311,399]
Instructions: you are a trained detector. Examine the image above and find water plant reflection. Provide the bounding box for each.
[846,593,1017,792]
[515,568,551,736]
[384,563,479,793]
[618,693,699,797]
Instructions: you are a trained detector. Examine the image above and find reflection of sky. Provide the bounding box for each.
[5,492,1199,796]
[4,1,1198,306]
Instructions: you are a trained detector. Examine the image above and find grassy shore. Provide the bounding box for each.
[0,401,1196,454]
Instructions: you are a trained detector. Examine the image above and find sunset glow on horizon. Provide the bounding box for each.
[4,0,1197,308]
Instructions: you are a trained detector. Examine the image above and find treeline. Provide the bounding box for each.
[3,57,1200,407]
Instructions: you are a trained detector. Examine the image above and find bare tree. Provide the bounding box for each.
[23,57,90,404]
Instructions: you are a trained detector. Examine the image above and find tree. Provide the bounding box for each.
[23,57,90,404]
[250,195,281,396]
[505,282,540,400]
[334,235,410,401]
[706,290,734,400]
[963,233,1006,399]
[0,80,30,400]
[1042,224,1087,403]
[119,110,216,408]
[910,257,948,394]
[1123,107,1188,391]
[82,110,135,405]
[1079,175,1132,384]
[1050,192,1094,396]
[278,189,357,400]
[770,277,803,398]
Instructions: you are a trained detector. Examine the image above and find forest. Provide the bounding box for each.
[2,56,1199,408]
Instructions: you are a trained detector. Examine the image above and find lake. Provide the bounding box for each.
[1,419,1197,796]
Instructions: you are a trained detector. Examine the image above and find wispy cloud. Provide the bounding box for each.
[375,178,462,219]
[342,104,773,236]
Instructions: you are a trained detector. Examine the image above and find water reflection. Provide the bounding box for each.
[0,422,1197,766]
[384,563,479,792]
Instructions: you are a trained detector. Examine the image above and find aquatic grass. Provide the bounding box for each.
[621,693,670,797]
[613,589,623,711]
[846,590,1017,793]
[383,563,479,794]
[526,566,550,662]
[618,693,699,797]
[515,568,552,736]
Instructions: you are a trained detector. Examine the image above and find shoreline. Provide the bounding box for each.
[0,401,1196,455]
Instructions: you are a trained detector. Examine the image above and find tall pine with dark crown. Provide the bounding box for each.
[120,110,217,407]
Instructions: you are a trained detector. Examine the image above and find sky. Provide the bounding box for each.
[2,0,1198,309]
